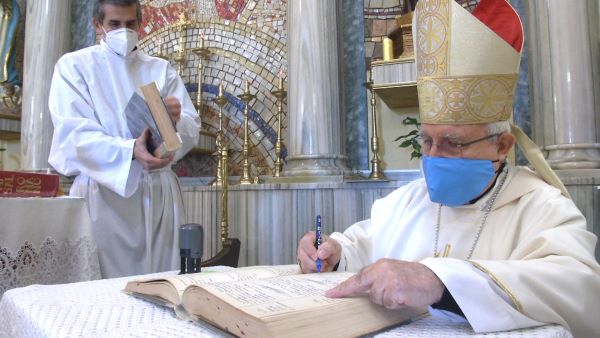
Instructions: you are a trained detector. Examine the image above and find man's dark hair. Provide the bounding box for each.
[93,0,142,25]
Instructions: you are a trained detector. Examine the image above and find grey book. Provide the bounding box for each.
[125,83,182,158]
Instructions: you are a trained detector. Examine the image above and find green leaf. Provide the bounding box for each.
[400,139,413,148]
[394,134,409,141]
[410,150,422,159]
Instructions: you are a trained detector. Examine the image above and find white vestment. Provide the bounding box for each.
[48,41,200,278]
[331,166,600,337]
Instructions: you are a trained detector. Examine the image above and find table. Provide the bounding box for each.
[0,197,101,297]
[0,270,572,338]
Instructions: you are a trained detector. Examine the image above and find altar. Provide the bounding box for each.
[0,197,101,297]
[0,269,572,338]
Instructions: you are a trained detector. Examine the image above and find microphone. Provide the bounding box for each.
[179,223,203,274]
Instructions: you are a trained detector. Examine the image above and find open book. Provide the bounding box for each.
[125,81,183,158]
[125,265,425,337]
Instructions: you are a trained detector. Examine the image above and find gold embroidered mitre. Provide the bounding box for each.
[415,0,523,124]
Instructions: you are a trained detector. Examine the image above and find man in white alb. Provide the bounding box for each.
[297,0,600,337]
[48,0,200,278]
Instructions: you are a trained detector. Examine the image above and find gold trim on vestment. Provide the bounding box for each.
[469,260,523,312]
[416,0,450,78]
[417,74,518,124]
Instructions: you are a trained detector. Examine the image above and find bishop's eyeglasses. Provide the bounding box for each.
[417,133,501,156]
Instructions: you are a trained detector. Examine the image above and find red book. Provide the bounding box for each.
[0,171,61,197]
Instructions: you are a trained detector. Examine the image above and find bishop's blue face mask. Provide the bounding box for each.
[421,156,496,207]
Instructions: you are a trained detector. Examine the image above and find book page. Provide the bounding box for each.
[192,272,359,318]
[137,265,301,301]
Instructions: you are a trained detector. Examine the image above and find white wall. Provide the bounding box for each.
[367,90,420,171]
[0,139,20,170]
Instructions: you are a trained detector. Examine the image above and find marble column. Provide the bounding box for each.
[282,0,349,180]
[526,0,600,261]
[341,0,369,171]
[21,0,72,171]
[527,0,600,170]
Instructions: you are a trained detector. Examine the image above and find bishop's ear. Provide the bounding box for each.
[496,132,516,157]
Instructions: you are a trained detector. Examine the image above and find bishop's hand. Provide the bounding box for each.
[325,259,445,309]
[297,231,341,273]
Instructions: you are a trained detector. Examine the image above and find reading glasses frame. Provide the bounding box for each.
[418,133,502,156]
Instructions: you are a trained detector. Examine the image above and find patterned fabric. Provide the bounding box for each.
[415,0,522,124]
[416,0,451,78]
[0,270,572,337]
[417,74,517,124]
[0,237,101,297]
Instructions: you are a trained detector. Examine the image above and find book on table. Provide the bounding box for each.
[0,170,61,197]
[124,264,425,338]
[125,81,182,159]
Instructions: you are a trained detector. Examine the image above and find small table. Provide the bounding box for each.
[0,270,572,337]
[0,197,101,297]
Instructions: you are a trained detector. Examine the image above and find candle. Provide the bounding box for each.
[382,37,394,60]
[158,36,163,55]
[244,80,249,93]
[278,67,284,90]
[200,32,205,49]
[218,82,224,97]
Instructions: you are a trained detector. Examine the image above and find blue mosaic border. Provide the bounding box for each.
[186,83,288,159]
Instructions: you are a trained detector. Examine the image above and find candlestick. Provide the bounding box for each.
[212,84,228,187]
[155,36,169,60]
[365,68,387,181]
[277,67,284,90]
[173,11,189,75]
[271,85,287,177]
[191,35,211,113]
[238,83,256,184]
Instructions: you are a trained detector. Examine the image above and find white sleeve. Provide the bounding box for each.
[330,219,373,272]
[421,257,544,333]
[48,59,140,197]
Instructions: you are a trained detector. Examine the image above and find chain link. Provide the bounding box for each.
[433,165,509,259]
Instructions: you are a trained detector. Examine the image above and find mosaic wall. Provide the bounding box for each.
[138,0,288,177]
[69,0,531,176]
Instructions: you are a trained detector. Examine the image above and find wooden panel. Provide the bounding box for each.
[373,82,418,109]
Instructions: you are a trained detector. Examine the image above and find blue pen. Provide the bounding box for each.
[315,215,322,272]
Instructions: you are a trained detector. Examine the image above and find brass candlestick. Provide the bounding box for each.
[365,69,387,180]
[271,79,286,177]
[173,12,189,75]
[154,36,169,60]
[191,37,210,115]
[219,143,230,243]
[212,84,228,187]
[238,81,255,185]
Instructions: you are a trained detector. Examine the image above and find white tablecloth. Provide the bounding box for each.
[0,270,572,338]
[0,197,101,297]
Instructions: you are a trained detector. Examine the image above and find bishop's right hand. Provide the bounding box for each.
[133,128,174,170]
[297,231,341,273]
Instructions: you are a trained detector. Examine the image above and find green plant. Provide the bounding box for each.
[394,117,421,159]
